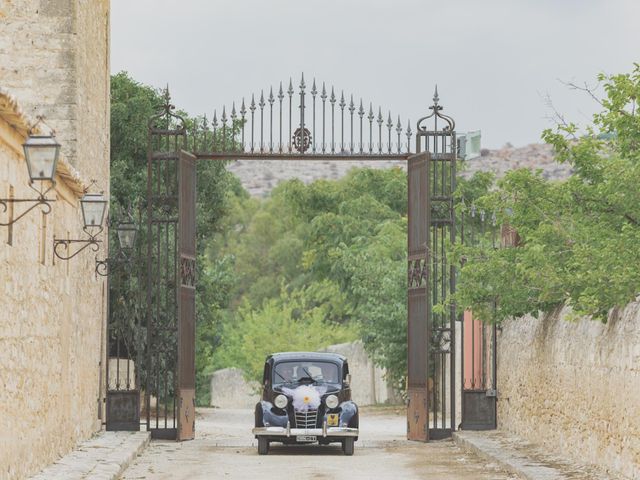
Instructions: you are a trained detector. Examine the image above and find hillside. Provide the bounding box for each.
[226,143,571,197]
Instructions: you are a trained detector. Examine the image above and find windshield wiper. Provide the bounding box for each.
[296,375,316,384]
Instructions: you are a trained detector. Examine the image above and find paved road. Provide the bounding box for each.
[122,407,519,480]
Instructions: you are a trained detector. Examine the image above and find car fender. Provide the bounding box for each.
[255,400,288,428]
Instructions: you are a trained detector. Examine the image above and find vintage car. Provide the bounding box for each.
[252,352,359,455]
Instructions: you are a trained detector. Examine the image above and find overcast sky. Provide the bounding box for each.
[111,0,639,149]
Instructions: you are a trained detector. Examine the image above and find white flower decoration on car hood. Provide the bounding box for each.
[282,385,327,412]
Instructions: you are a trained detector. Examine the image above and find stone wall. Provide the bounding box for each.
[210,368,260,409]
[322,341,399,405]
[497,304,640,479]
[0,1,110,478]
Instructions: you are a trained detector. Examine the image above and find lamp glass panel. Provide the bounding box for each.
[81,193,107,228]
[117,224,137,249]
[23,136,60,181]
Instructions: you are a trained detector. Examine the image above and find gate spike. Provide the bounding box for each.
[311,78,317,96]
[212,110,218,128]
[287,78,294,97]
[349,95,355,113]
[358,99,364,117]
[406,119,412,137]
[278,82,284,100]
[377,107,383,125]
[339,91,345,108]
[433,85,440,106]
[396,115,402,133]
[387,112,393,129]
[221,106,227,123]
[259,90,265,108]
[321,82,327,100]
[368,103,374,122]
[231,102,237,121]
[300,73,305,90]
[268,87,275,105]
[330,87,336,104]
[240,98,246,116]
[250,94,256,112]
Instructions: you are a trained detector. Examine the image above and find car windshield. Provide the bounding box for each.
[273,361,340,386]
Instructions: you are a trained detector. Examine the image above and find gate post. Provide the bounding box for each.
[177,150,197,441]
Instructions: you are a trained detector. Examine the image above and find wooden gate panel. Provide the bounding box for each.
[177,150,197,441]
[407,152,430,442]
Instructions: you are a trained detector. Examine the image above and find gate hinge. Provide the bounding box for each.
[486,389,497,398]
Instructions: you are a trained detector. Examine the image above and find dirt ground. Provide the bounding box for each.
[121,407,519,480]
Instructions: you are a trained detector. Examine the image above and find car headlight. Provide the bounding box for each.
[274,394,288,409]
[325,394,339,409]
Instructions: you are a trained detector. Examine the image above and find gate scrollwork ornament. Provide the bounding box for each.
[292,127,312,153]
[408,258,427,289]
[180,256,196,288]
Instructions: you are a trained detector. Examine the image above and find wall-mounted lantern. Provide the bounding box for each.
[95,213,138,276]
[53,181,107,261]
[0,116,59,226]
[116,219,137,251]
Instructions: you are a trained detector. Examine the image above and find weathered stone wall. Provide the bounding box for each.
[0,0,110,179]
[322,341,400,405]
[210,368,260,409]
[0,1,110,478]
[497,304,640,479]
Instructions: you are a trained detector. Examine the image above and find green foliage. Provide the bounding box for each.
[110,72,234,405]
[214,290,358,383]
[205,167,410,387]
[453,64,640,323]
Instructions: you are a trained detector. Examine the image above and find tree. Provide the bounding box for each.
[205,167,411,386]
[453,64,640,323]
[110,72,235,405]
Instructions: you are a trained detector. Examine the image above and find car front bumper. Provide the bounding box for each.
[252,425,359,438]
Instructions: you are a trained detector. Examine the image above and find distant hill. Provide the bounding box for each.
[226,143,571,197]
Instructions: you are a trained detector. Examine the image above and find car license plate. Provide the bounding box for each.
[296,435,317,442]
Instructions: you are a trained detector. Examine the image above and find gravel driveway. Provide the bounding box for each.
[121,407,519,480]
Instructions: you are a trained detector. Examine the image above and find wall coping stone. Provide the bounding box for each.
[453,430,628,480]
[28,431,150,480]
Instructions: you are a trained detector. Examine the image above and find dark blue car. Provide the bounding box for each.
[252,352,359,455]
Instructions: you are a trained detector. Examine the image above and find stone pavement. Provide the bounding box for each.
[453,430,628,480]
[29,431,150,480]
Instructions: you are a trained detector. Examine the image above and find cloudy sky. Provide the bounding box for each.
[111,0,639,149]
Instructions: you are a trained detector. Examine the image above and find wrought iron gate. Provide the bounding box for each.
[458,205,501,430]
[143,95,185,439]
[415,92,458,439]
[104,75,501,440]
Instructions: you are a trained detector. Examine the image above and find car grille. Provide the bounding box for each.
[294,409,318,429]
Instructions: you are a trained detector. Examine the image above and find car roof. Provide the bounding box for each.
[267,351,346,363]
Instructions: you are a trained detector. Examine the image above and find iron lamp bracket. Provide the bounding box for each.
[53,226,103,261]
[0,181,56,226]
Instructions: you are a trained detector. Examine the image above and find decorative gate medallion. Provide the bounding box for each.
[292,127,311,153]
